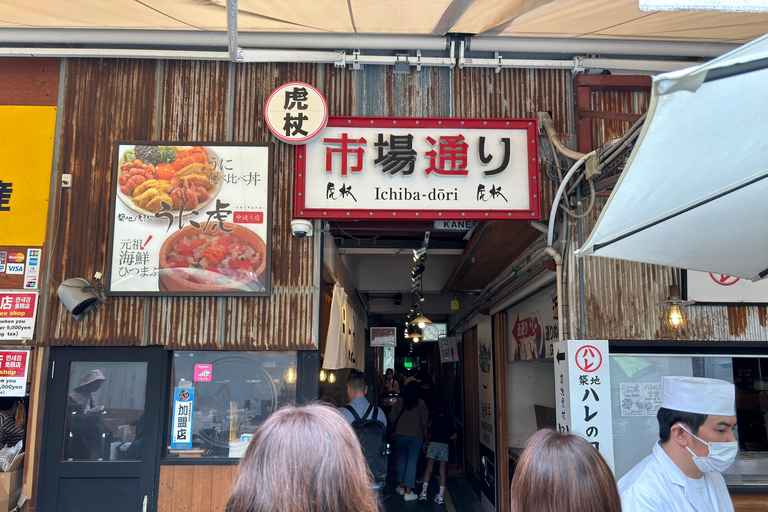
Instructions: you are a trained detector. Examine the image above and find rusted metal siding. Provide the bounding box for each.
[44,59,319,350]
[357,65,452,117]
[590,89,650,147]
[576,197,768,342]
[47,58,157,346]
[453,67,572,219]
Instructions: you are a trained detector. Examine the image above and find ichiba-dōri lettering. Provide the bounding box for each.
[374,187,459,201]
[323,132,514,177]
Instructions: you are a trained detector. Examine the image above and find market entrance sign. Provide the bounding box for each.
[295,117,540,220]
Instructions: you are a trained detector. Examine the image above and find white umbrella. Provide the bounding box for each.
[575,33,768,281]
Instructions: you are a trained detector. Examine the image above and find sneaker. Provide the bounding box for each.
[418,490,427,501]
[395,485,405,496]
[434,494,445,505]
[403,492,418,501]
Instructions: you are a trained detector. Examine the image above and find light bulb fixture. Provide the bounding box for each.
[328,372,336,384]
[319,369,327,382]
[412,264,425,278]
[655,285,693,331]
[285,367,297,384]
[410,314,431,328]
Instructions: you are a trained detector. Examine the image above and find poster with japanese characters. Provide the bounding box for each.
[553,340,615,470]
[0,291,38,341]
[171,388,194,450]
[0,349,30,397]
[107,142,273,296]
[295,117,540,220]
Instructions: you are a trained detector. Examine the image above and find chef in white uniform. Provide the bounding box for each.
[619,376,738,512]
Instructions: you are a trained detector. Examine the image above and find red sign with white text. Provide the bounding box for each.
[295,117,540,220]
[0,292,38,341]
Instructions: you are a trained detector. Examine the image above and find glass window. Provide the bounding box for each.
[610,354,768,486]
[64,362,148,461]
[166,351,297,459]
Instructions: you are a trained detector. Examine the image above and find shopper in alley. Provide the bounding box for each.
[619,376,737,512]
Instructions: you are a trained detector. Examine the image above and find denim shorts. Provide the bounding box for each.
[426,442,449,462]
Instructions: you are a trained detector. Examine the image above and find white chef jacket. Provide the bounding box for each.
[618,442,734,512]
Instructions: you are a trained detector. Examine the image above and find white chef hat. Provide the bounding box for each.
[660,376,735,416]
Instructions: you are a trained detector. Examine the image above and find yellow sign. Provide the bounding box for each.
[0,106,57,246]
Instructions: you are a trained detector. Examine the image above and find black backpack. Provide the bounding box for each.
[345,404,388,484]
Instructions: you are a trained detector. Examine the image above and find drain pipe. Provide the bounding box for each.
[546,150,597,342]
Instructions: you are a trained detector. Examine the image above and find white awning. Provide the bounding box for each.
[575,32,768,282]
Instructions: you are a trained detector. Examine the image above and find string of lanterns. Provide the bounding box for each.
[405,231,431,342]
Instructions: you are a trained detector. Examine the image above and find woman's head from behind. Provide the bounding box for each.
[510,429,622,512]
[226,403,378,512]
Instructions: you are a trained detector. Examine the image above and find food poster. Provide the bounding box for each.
[107,142,273,296]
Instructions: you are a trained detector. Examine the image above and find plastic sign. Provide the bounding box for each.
[265,82,329,145]
[553,339,615,470]
[0,291,38,341]
[295,117,540,220]
[171,388,195,450]
[0,349,29,396]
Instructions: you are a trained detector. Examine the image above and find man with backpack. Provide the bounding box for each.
[339,371,388,489]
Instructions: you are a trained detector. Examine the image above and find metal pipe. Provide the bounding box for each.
[467,36,737,59]
[538,111,586,161]
[0,28,449,51]
[544,246,564,342]
[548,151,597,247]
[576,186,586,340]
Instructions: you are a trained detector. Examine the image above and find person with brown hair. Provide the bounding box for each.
[226,403,379,512]
[511,428,622,512]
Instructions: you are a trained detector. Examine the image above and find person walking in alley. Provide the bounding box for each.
[510,428,622,512]
[418,405,457,504]
[226,403,379,512]
[389,381,429,501]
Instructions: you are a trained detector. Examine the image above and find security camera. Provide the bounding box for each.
[58,278,102,321]
[291,219,313,239]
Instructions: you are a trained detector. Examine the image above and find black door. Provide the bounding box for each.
[39,347,165,512]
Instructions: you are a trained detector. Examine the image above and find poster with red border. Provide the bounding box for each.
[0,349,29,396]
[0,291,38,341]
[295,117,540,220]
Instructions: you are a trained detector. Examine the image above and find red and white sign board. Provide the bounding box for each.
[553,339,614,470]
[0,350,29,396]
[265,82,328,145]
[687,270,768,303]
[0,291,38,341]
[295,117,540,220]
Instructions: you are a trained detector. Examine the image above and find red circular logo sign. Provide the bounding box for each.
[264,82,328,145]
[709,273,740,286]
[575,345,602,373]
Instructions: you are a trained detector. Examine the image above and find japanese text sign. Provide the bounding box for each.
[0,349,29,397]
[553,339,615,470]
[265,82,328,145]
[171,388,195,450]
[0,291,38,341]
[295,117,540,220]
[107,142,273,297]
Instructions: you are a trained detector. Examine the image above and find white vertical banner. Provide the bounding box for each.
[553,340,614,470]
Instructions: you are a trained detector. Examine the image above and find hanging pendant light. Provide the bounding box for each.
[319,369,327,382]
[655,285,693,331]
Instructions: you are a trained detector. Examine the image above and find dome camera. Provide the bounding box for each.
[57,277,102,321]
[291,219,313,239]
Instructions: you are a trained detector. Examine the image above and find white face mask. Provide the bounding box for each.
[679,424,738,473]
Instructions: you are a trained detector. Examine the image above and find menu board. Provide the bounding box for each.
[106,142,273,296]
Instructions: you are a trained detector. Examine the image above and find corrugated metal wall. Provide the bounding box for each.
[574,87,768,342]
[44,59,319,350]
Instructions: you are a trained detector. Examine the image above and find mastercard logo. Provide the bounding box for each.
[7,253,25,263]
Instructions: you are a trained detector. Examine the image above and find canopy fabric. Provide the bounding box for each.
[575,33,768,281]
[1,0,768,43]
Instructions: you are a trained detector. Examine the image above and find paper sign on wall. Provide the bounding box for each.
[0,291,38,341]
[171,388,194,450]
[439,336,459,363]
[0,350,29,396]
[553,339,614,470]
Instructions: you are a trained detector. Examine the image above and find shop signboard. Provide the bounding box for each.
[438,336,459,363]
[171,388,194,450]
[477,318,495,511]
[295,117,540,220]
[0,291,38,341]
[107,142,273,296]
[370,326,396,347]
[507,284,558,361]
[553,339,615,470]
[0,349,29,397]
[687,270,768,303]
[264,82,328,145]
